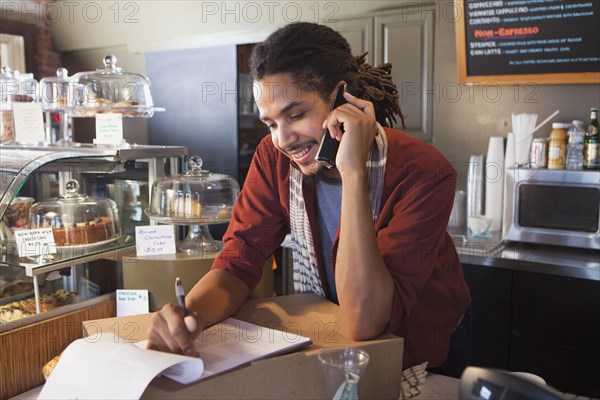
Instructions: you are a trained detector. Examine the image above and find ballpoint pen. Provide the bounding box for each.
[175,277,189,316]
[176,277,197,335]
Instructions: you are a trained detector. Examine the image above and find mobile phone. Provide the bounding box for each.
[316,83,348,168]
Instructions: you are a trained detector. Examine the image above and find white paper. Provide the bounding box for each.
[135,225,177,256]
[13,228,56,258]
[192,318,311,379]
[39,335,204,399]
[95,113,123,145]
[117,289,149,317]
[38,318,310,399]
[138,318,311,381]
[12,102,45,142]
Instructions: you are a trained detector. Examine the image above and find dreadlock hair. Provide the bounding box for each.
[250,22,405,128]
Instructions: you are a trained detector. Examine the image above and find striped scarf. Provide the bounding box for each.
[289,125,388,296]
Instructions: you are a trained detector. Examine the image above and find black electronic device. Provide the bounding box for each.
[460,366,567,400]
[315,83,347,168]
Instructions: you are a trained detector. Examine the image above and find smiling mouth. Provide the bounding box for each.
[286,142,317,162]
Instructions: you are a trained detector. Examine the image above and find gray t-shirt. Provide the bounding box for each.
[316,175,343,304]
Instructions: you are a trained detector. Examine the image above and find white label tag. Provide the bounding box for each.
[95,113,123,145]
[14,228,56,258]
[135,225,176,256]
[12,102,45,142]
[116,289,149,317]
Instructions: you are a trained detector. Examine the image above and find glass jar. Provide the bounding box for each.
[67,54,162,118]
[547,122,570,170]
[39,68,71,112]
[0,67,39,143]
[29,179,120,247]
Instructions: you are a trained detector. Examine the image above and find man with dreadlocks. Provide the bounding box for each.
[148,22,471,371]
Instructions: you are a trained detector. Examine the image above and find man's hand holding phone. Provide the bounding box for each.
[318,85,378,177]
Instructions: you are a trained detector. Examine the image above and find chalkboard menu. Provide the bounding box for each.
[456,0,600,84]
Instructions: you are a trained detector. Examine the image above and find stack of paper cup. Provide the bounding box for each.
[448,190,467,228]
[485,137,504,232]
[467,155,485,218]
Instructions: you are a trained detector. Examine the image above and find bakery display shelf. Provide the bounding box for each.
[65,105,166,118]
[0,292,115,333]
[0,235,136,277]
[0,145,186,218]
[0,289,34,306]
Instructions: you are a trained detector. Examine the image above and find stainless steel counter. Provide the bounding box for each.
[448,227,600,281]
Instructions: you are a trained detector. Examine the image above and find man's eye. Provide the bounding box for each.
[266,123,276,130]
[290,112,305,120]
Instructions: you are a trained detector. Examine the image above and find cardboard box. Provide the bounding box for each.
[122,252,274,311]
[83,294,404,399]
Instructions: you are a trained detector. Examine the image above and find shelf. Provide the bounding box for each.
[1,235,136,276]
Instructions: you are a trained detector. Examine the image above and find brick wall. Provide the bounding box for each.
[1,0,62,78]
[34,0,62,78]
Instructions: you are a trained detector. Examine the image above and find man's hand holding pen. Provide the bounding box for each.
[146,277,199,357]
[176,277,198,334]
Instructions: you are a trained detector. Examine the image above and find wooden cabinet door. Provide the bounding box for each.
[330,17,374,65]
[375,6,435,141]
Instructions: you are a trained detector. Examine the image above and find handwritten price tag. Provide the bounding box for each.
[12,102,45,142]
[135,225,176,256]
[14,228,56,258]
[116,289,149,317]
[95,113,123,145]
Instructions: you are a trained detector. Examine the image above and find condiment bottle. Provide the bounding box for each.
[566,120,585,170]
[583,107,599,170]
[548,122,570,170]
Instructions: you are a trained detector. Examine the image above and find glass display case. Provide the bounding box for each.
[0,143,186,325]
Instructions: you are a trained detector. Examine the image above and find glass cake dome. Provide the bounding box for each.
[29,179,120,247]
[146,156,240,254]
[66,54,163,118]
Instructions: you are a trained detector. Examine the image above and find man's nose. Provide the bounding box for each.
[276,123,297,150]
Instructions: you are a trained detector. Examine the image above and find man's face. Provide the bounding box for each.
[255,73,332,176]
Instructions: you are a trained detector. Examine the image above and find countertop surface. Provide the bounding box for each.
[12,374,463,400]
[448,227,600,281]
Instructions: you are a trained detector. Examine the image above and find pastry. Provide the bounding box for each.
[42,354,61,380]
[49,217,117,246]
[170,192,202,217]
[0,289,77,322]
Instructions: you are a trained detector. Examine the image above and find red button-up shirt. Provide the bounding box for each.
[213,128,471,368]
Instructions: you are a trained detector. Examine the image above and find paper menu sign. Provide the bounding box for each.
[12,102,45,142]
[95,113,123,145]
[38,335,204,399]
[13,228,56,258]
[117,289,149,317]
[135,225,176,256]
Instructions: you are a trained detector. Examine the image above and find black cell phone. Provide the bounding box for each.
[316,84,348,168]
